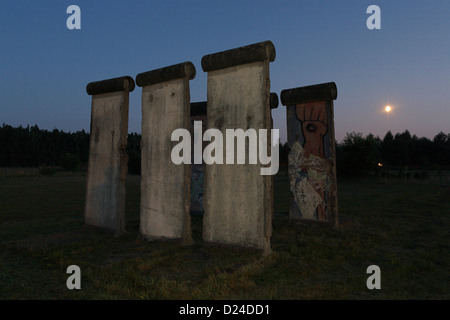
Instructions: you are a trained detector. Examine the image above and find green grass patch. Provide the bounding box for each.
[0,173,449,299]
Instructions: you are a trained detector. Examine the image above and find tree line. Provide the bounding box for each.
[1,124,448,177]
[0,124,143,174]
[0,124,90,170]
[335,130,450,177]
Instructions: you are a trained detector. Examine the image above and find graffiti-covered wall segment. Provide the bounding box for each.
[281,82,338,225]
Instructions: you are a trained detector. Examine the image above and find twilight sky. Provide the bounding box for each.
[1,0,449,143]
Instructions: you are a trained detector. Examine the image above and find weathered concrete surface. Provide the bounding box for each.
[281,82,338,226]
[202,43,275,254]
[84,76,134,234]
[138,64,195,243]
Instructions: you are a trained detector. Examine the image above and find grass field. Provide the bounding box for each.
[0,169,449,299]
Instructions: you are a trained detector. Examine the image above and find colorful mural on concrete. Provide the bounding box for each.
[288,101,332,220]
[283,83,338,225]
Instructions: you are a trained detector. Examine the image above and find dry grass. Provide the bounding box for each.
[0,171,449,299]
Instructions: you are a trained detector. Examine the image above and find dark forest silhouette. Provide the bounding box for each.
[335,131,449,178]
[1,124,449,177]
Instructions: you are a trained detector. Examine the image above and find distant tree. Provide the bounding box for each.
[394,130,413,166]
[432,132,450,166]
[381,131,396,165]
[412,136,432,168]
[337,132,381,177]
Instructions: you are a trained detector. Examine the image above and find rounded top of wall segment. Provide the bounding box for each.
[201,40,276,72]
[280,82,337,106]
[86,76,135,95]
[270,93,279,109]
[136,62,196,87]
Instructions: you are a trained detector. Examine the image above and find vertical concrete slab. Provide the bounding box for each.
[85,76,135,234]
[190,102,207,214]
[201,41,276,254]
[136,62,196,243]
[281,82,339,225]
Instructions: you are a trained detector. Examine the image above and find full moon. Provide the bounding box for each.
[385,105,391,112]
